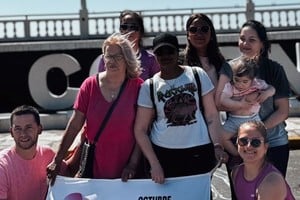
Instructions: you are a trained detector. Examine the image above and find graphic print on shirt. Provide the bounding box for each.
[157,82,198,127]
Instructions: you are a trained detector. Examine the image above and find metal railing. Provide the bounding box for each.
[0,3,299,42]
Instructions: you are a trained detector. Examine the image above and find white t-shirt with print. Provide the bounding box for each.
[138,66,214,148]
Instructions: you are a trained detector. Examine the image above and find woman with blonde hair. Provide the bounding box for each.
[47,33,144,184]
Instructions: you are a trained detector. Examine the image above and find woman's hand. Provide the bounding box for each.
[240,96,256,109]
[150,162,165,184]
[46,159,62,186]
[214,143,229,164]
[121,163,137,182]
[245,91,260,104]
[256,90,272,104]
[256,85,276,104]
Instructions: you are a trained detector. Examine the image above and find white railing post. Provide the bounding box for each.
[24,15,30,40]
[0,4,300,42]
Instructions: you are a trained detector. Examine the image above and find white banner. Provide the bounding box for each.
[46,173,211,200]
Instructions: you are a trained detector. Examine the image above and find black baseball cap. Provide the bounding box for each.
[153,33,179,53]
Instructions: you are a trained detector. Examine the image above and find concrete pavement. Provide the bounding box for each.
[0,111,73,133]
[285,117,300,149]
[0,113,300,199]
[1,110,300,148]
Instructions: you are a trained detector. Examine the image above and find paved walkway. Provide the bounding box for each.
[0,116,300,199]
[1,116,300,151]
[285,117,300,149]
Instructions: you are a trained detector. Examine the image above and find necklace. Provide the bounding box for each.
[111,92,116,100]
[110,89,119,101]
[100,75,123,101]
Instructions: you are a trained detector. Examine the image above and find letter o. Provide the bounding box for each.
[28,53,80,110]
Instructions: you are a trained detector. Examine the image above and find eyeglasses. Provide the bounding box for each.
[104,54,124,62]
[188,26,210,34]
[237,137,264,148]
[154,47,176,56]
[120,24,140,32]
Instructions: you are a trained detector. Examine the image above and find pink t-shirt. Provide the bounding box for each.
[0,146,55,200]
[74,75,143,178]
[222,78,268,113]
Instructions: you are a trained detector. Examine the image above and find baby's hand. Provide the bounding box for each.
[245,91,259,104]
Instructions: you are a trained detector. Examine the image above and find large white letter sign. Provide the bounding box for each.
[28,54,80,110]
[89,54,101,76]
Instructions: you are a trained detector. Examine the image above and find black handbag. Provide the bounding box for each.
[76,140,95,178]
[76,76,128,178]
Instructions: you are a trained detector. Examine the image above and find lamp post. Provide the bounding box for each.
[80,0,89,38]
[246,0,255,20]
[81,0,87,10]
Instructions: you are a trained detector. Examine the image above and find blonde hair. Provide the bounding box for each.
[102,33,141,78]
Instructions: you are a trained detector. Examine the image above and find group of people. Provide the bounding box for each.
[0,10,295,200]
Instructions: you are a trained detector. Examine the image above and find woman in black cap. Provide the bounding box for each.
[134,33,227,184]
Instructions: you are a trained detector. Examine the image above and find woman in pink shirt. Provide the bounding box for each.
[47,33,144,184]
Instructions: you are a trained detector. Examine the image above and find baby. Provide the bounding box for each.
[220,57,275,168]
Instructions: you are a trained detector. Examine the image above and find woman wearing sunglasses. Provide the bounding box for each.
[47,33,144,184]
[232,121,295,200]
[181,13,226,88]
[215,20,291,199]
[98,10,160,80]
[216,20,290,177]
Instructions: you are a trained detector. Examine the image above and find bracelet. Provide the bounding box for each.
[214,143,224,151]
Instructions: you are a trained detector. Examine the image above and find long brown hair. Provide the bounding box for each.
[184,13,225,73]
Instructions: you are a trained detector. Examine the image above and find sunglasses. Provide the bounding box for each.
[120,24,140,32]
[237,137,264,148]
[188,26,210,34]
[154,46,176,56]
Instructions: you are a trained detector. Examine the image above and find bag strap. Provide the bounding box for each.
[192,67,204,116]
[93,74,128,144]
[149,78,157,119]
[192,67,215,143]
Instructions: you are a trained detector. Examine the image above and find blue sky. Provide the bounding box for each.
[0,0,299,16]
